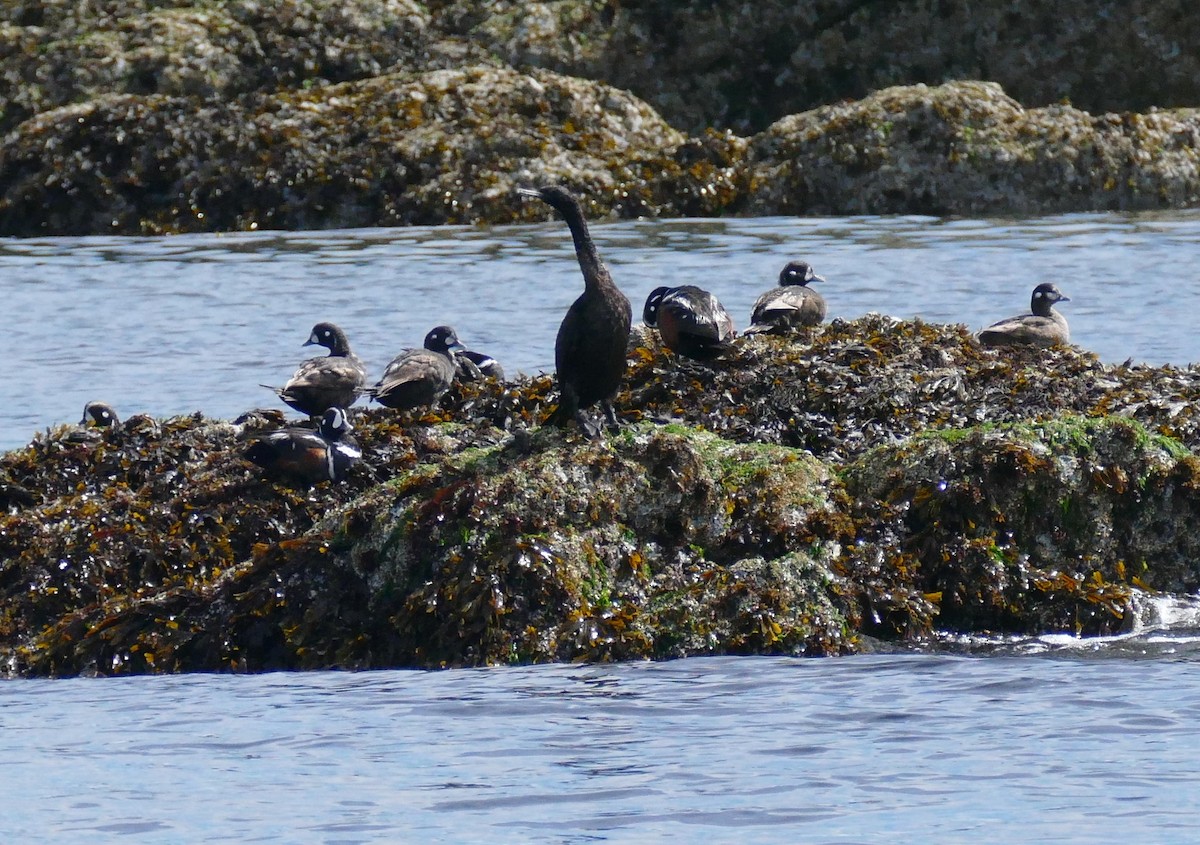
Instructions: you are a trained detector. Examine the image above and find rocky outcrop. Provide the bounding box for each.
[1,2,1198,233]
[8,1,1196,136]
[7,319,1200,676]
[2,73,1196,234]
[745,81,1200,216]
[0,65,744,235]
[566,0,1200,134]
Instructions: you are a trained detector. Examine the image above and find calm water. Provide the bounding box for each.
[3,212,1200,451]
[4,651,1200,843]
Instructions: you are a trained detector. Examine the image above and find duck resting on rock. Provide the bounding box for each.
[367,325,464,411]
[745,261,827,334]
[244,406,360,483]
[262,322,367,417]
[80,401,119,428]
[977,283,1071,348]
[643,285,736,360]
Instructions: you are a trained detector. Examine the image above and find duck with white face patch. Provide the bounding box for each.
[367,325,465,411]
[978,283,1071,348]
[80,401,119,428]
[745,260,828,335]
[244,406,360,483]
[261,322,368,417]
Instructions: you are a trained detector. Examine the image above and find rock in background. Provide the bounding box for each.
[1,1,1199,232]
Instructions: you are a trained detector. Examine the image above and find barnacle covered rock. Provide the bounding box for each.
[745,81,1200,216]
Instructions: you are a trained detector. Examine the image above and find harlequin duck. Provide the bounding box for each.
[745,261,827,334]
[519,185,631,432]
[978,283,1071,348]
[643,285,736,360]
[262,322,367,416]
[455,348,505,382]
[244,406,360,483]
[368,325,463,410]
[80,401,119,428]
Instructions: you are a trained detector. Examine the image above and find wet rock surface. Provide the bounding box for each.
[2,3,1198,233]
[7,319,1200,676]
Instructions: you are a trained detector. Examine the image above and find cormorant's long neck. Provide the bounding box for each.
[561,210,608,291]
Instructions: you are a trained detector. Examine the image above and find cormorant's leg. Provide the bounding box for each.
[549,384,580,428]
[601,400,621,430]
[575,409,602,439]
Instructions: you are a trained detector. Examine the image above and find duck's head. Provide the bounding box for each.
[779,261,824,287]
[642,286,671,327]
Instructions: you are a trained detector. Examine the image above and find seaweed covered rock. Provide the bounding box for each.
[622,314,1200,461]
[11,316,1200,676]
[0,64,745,235]
[0,1,431,134]
[7,0,1199,139]
[4,3,1200,234]
[745,81,1200,216]
[843,416,1200,637]
[10,425,853,675]
[555,0,1200,134]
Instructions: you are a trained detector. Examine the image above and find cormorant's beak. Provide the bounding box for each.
[517,187,542,200]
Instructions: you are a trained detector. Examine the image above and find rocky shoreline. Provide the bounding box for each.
[6,318,1200,677]
[2,2,1199,234]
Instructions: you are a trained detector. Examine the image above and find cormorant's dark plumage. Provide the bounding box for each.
[262,322,367,417]
[519,186,632,431]
[368,325,463,410]
[245,407,360,483]
[978,283,1071,348]
[643,285,736,360]
[746,261,827,334]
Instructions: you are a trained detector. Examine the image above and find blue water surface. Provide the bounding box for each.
[3,653,1200,844]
